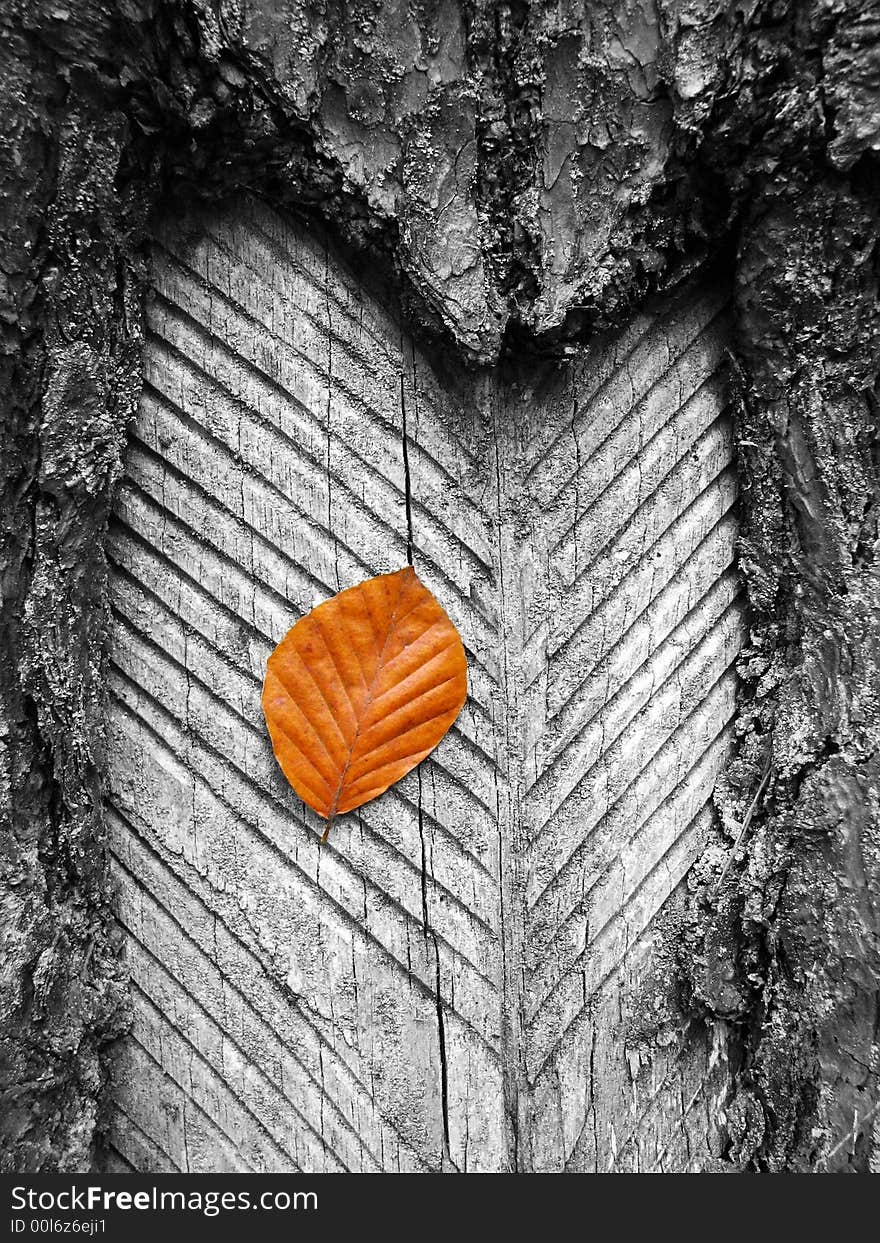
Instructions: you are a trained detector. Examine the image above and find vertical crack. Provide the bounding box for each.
[318,1044,328,1168]
[400,369,415,566]
[416,764,454,1167]
[324,243,340,589]
[403,356,453,1168]
[181,1098,191,1173]
[588,1025,598,1171]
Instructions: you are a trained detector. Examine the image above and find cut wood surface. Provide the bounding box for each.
[104,197,745,1171]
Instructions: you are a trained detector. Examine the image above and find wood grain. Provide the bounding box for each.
[105,196,744,1170]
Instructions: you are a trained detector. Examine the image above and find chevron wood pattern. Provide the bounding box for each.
[104,196,744,1172]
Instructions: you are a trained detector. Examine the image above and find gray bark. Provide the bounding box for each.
[1,0,878,1172]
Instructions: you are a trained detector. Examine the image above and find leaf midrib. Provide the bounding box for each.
[326,571,420,821]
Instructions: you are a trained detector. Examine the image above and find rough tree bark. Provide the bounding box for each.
[1,0,878,1172]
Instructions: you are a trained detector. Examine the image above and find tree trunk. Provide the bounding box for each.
[1,0,878,1173]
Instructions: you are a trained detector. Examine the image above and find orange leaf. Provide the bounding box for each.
[262,566,468,840]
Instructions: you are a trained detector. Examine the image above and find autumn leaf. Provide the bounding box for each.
[262,566,468,841]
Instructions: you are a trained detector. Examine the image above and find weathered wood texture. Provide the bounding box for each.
[104,198,743,1171]
[3,0,876,1177]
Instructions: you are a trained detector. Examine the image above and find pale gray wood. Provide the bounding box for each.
[105,197,744,1171]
